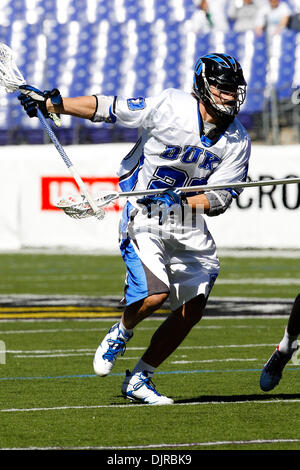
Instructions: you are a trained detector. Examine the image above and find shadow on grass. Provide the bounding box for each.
[175,393,300,404]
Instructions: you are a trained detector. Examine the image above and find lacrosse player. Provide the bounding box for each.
[18,53,251,405]
[260,294,300,391]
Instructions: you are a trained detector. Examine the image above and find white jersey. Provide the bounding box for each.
[115,88,250,263]
[113,89,251,308]
[116,88,250,197]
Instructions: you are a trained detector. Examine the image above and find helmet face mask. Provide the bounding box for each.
[193,53,247,118]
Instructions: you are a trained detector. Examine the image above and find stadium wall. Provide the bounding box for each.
[1,143,299,252]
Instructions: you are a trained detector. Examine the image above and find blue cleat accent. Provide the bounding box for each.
[121,370,174,405]
[260,346,297,392]
[93,323,133,377]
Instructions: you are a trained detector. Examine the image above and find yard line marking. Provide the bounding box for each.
[14,353,94,358]
[174,343,276,349]
[0,312,125,319]
[0,314,291,327]
[13,354,141,359]
[6,348,96,353]
[5,343,277,354]
[0,324,271,335]
[1,399,300,413]
[171,358,259,364]
[1,438,300,450]
[0,328,104,334]
[0,306,124,312]
[0,325,248,334]
[1,366,299,381]
[217,278,300,285]
[11,353,260,362]
[0,325,245,335]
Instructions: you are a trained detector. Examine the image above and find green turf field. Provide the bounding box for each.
[0,252,299,452]
[0,252,298,298]
[0,316,299,451]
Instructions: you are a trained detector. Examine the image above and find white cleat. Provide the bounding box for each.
[93,322,133,377]
[121,370,174,405]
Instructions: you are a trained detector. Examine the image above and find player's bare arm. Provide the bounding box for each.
[185,193,210,212]
[186,190,233,216]
[46,95,97,119]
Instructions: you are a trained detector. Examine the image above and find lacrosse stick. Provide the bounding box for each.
[54,175,300,220]
[0,42,104,220]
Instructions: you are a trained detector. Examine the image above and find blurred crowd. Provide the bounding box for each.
[191,0,300,36]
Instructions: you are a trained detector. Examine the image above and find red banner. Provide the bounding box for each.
[41,176,122,211]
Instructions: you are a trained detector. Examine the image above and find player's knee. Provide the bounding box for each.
[143,292,169,313]
[181,294,207,326]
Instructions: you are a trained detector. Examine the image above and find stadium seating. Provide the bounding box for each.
[0,0,299,144]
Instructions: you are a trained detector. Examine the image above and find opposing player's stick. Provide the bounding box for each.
[0,42,104,220]
[55,175,300,220]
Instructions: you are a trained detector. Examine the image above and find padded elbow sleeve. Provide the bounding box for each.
[205,190,233,217]
[91,95,117,123]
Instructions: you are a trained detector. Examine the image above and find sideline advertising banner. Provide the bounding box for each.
[0,143,299,251]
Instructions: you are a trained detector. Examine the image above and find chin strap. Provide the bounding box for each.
[199,111,233,147]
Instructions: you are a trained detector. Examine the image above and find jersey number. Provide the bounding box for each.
[148,166,207,191]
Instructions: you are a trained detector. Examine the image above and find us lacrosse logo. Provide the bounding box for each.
[0,340,5,364]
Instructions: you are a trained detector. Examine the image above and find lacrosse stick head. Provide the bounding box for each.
[0,43,26,92]
[54,191,119,221]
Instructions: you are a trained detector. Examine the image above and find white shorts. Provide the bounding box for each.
[119,202,220,311]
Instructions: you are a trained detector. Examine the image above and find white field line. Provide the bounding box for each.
[218,249,300,258]
[0,328,105,335]
[2,398,300,414]
[0,321,287,335]
[11,355,263,362]
[13,354,141,359]
[0,326,254,335]
[2,438,300,450]
[5,343,277,356]
[0,315,291,326]
[0,326,256,335]
[216,279,300,285]
[1,277,299,285]
[3,247,300,258]
[171,358,260,364]
[0,326,242,335]
[1,439,300,450]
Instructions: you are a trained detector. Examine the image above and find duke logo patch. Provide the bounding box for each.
[127,97,146,111]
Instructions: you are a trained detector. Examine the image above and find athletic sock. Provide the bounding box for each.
[118,319,133,339]
[131,358,156,378]
[278,328,299,354]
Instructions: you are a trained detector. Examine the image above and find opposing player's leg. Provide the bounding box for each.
[260,293,300,392]
[121,294,207,404]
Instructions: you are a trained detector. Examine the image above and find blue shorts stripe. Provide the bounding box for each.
[120,238,148,305]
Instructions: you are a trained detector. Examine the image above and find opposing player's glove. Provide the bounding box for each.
[137,188,186,224]
[18,85,62,126]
